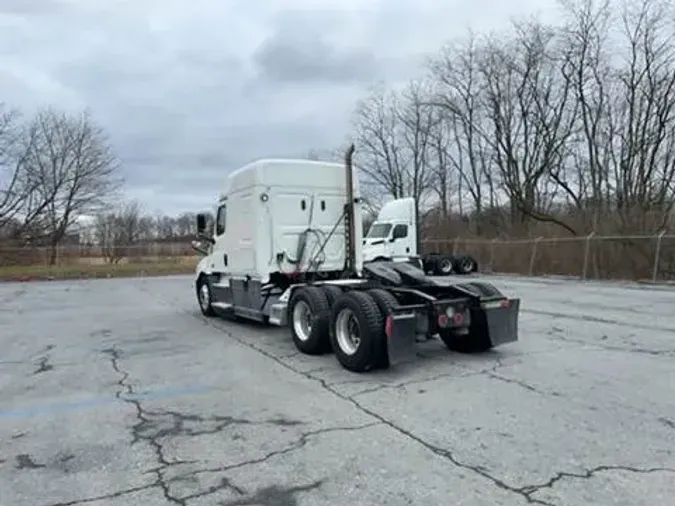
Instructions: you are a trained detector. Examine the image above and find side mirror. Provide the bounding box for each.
[196,213,207,233]
[389,236,396,242]
[195,213,215,245]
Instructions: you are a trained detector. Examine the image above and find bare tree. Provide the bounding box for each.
[609,0,675,231]
[426,110,454,217]
[352,85,410,200]
[94,200,143,263]
[0,104,41,236]
[24,108,123,263]
[557,0,614,230]
[396,79,437,226]
[428,32,496,231]
[478,20,579,235]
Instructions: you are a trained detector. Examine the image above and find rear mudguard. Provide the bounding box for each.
[475,298,520,346]
[385,310,418,366]
[384,296,520,366]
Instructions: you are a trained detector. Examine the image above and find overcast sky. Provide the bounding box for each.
[0,0,560,216]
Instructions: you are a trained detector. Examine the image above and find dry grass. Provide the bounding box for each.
[0,256,199,282]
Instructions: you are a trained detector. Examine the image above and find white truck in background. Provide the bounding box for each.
[362,197,479,276]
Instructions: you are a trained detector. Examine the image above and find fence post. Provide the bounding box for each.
[652,230,666,282]
[488,238,497,273]
[528,237,543,276]
[582,231,595,280]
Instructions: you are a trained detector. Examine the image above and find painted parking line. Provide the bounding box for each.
[0,384,211,421]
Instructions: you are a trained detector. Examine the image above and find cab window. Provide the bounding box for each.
[367,223,392,238]
[215,204,227,235]
[392,224,408,239]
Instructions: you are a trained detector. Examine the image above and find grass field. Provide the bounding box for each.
[0,256,199,281]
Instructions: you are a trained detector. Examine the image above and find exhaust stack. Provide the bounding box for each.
[344,143,356,275]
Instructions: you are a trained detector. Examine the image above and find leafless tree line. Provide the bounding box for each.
[350,0,675,238]
[0,102,209,265]
[89,203,208,264]
[0,104,123,263]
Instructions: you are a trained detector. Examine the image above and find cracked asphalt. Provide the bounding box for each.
[1,274,674,506]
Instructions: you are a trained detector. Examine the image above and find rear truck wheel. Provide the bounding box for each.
[321,285,343,307]
[465,281,502,297]
[366,288,400,369]
[422,254,438,274]
[454,255,478,274]
[434,255,455,276]
[329,291,384,373]
[288,286,331,355]
[197,276,216,317]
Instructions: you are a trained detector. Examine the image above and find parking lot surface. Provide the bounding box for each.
[1,274,674,506]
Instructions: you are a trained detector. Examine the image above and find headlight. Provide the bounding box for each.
[445,306,455,318]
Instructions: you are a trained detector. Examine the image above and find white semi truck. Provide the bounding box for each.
[362,197,479,276]
[191,145,519,373]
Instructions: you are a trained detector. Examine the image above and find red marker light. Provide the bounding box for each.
[453,313,463,325]
[438,314,449,327]
[385,315,393,338]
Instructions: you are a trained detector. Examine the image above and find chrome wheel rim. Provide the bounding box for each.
[292,301,313,341]
[440,258,453,273]
[199,283,210,310]
[335,308,360,355]
[460,258,475,272]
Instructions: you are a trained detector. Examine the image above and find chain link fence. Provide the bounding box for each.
[423,232,675,282]
[0,243,198,268]
[2,233,675,283]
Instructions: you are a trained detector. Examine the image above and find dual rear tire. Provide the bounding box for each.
[288,286,397,373]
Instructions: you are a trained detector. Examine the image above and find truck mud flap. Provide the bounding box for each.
[386,312,417,366]
[480,298,520,346]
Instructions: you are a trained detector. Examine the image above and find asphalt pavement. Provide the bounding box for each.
[1,274,674,506]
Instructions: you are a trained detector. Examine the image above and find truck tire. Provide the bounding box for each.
[329,291,384,373]
[288,286,331,355]
[196,276,216,317]
[438,328,492,353]
[366,288,400,369]
[465,281,503,298]
[422,254,438,274]
[434,255,455,275]
[454,255,478,274]
[321,285,343,307]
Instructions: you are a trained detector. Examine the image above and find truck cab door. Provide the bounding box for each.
[390,223,411,257]
[211,202,229,273]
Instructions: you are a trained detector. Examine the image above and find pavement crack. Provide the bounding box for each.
[102,346,187,503]
[546,328,675,357]
[526,308,675,334]
[48,484,156,506]
[100,345,305,505]
[484,372,561,398]
[177,476,247,502]
[132,409,304,441]
[180,422,381,481]
[518,465,675,500]
[188,318,550,503]
[658,417,675,430]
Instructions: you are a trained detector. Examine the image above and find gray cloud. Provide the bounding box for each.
[0,0,63,15]
[0,0,561,215]
[252,21,377,84]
